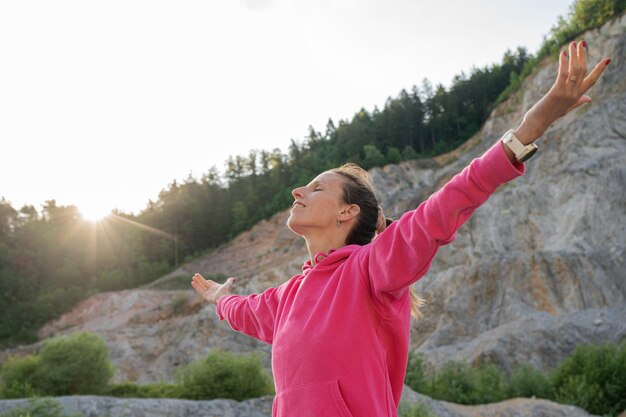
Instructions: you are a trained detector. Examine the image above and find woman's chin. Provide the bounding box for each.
[286,216,304,236]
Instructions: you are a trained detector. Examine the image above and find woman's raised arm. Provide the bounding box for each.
[363,138,524,304]
[362,40,610,305]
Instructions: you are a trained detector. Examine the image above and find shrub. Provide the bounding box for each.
[471,360,508,404]
[0,355,41,398]
[0,397,82,417]
[106,382,183,399]
[507,363,554,399]
[551,343,626,417]
[422,359,507,405]
[0,381,38,400]
[176,349,273,401]
[404,351,427,393]
[398,401,433,417]
[363,144,386,169]
[386,147,402,164]
[426,360,475,403]
[34,332,114,396]
[401,146,419,160]
[405,342,626,415]
[170,293,189,315]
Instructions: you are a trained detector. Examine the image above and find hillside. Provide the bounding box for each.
[1,11,625,417]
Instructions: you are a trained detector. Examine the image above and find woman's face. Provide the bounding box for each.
[287,171,348,236]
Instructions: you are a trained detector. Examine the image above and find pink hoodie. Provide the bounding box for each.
[217,139,524,417]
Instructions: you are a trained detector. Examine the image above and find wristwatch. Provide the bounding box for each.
[502,129,538,162]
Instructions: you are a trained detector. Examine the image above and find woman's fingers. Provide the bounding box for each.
[192,273,233,293]
[556,39,609,114]
[515,39,609,139]
[581,58,611,94]
[568,41,579,84]
[192,273,207,288]
[191,274,235,304]
[578,40,588,84]
[191,280,205,296]
[223,277,235,291]
[558,48,569,84]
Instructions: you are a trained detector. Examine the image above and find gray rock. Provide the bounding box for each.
[416,305,626,372]
[0,396,274,417]
[0,389,599,417]
[399,385,600,417]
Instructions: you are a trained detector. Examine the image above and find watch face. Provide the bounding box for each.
[519,147,538,162]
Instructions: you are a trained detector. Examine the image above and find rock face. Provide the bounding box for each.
[399,385,600,417]
[0,389,600,417]
[0,396,274,417]
[406,14,626,369]
[2,13,625,414]
[419,304,626,371]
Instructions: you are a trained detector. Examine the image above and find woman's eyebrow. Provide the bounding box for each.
[307,180,324,188]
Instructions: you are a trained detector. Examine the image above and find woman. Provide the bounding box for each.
[192,41,610,417]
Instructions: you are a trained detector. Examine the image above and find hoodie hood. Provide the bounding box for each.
[301,244,361,276]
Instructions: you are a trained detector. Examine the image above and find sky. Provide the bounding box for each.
[0,0,574,220]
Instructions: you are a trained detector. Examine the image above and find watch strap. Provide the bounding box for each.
[502,129,538,162]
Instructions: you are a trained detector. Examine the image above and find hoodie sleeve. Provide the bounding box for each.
[216,285,284,345]
[363,139,525,306]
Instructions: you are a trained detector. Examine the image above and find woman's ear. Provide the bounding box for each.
[338,204,360,223]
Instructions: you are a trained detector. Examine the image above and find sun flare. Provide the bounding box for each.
[79,203,111,223]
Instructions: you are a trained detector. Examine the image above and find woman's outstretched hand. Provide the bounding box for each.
[512,40,612,145]
[191,273,234,304]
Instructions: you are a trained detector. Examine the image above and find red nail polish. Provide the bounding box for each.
[563,50,568,58]
[571,41,576,49]
[582,40,587,48]
[605,59,611,66]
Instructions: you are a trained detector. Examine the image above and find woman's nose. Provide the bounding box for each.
[292,187,303,199]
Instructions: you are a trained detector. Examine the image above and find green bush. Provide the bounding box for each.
[176,349,273,401]
[405,344,626,415]
[0,381,38,400]
[424,360,507,405]
[170,293,189,315]
[398,401,433,417]
[34,332,114,396]
[405,351,427,393]
[386,147,402,164]
[0,397,82,417]
[401,145,419,160]
[471,361,508,404]
[0,355,41,398]
[507,363,554,399]
[106,382,183,399]
[363,144,386,169]
[426,360,474,403]
[551,343,626,417]
[0,332,115,398]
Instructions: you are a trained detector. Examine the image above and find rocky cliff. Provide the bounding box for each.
[2,13,625,417]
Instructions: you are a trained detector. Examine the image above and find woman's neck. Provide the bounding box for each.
[304,235,346,266]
